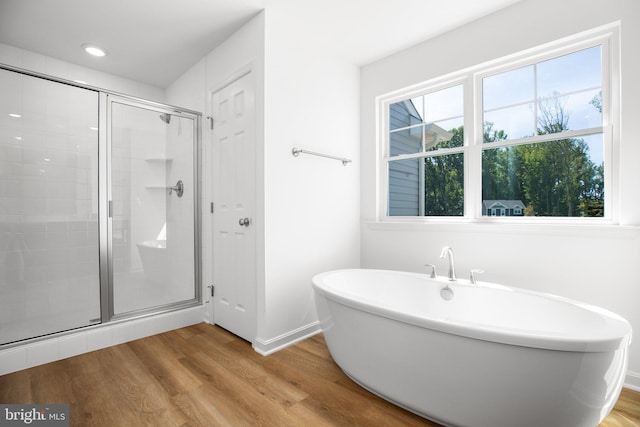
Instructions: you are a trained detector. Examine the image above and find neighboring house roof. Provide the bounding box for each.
[483,200,525,209]
[398,100,453,149]
[402,99,421,123]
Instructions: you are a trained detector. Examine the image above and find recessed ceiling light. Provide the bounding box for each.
[82,44,108,57]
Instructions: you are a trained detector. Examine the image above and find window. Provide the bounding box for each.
[482,46,604,217]
[382,29,616,220]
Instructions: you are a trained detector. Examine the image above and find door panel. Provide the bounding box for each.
[0,68,100,345]
[211,72,256,341]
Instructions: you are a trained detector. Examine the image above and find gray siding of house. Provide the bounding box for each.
[388,102,422,216]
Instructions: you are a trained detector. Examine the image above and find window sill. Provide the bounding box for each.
[365,218,640,239]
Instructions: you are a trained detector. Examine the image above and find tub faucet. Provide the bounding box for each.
[440,246,456,281]
[424,264,437,278]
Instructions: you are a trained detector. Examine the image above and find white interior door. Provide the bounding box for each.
[211,72,256,342]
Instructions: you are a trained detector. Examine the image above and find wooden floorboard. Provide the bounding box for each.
[0,323,637,426]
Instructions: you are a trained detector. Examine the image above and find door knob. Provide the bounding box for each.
[238,217,251,227]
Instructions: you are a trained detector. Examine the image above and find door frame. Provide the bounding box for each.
[207,64,257,338]
[103,94,203,322]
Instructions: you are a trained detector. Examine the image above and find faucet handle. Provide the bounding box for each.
[469,269,484,284]
[425,264,437,278]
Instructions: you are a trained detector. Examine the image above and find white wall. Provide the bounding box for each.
[256,8,361,351]
[167,10,361,352]
[360,0,640,389]
[165,58,207,112]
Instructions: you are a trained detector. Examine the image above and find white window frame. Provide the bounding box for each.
[377,25,620,224]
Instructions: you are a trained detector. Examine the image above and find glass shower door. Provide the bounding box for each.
[109,99,198,316]
[0,68,101,345]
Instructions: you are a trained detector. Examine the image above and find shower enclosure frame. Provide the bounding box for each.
[0,63,202,347]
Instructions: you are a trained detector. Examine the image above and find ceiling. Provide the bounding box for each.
[0,0,521,88]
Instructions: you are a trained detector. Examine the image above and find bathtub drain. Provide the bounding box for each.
[440,286,454,301]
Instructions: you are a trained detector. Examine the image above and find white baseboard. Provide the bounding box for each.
[625,370,640,392]
[253,321,321,356]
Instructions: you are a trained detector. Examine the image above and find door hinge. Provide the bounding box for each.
[210,202,214,213]
[208,285,214,297]
[206,116,214,130]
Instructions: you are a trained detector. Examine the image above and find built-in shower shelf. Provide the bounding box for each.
[144,158,173,162]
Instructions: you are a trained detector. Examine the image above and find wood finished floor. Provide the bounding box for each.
[0,323,638,426]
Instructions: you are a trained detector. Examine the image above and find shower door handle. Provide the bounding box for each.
[238,217,251,227]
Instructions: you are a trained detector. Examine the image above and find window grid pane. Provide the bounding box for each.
[388,152,464,217]
[389,84,464,157]
[482,134,604,217]
[483,46,602,144]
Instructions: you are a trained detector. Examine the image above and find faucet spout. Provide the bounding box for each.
[440,246,456,281]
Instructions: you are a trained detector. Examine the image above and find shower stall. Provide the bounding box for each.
[0,66,201,346]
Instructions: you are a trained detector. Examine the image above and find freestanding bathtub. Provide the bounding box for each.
[311,269,632,427]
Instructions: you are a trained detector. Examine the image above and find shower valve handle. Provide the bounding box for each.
[169,180,184,197]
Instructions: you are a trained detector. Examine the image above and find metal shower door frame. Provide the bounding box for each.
[100,93,202,323]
